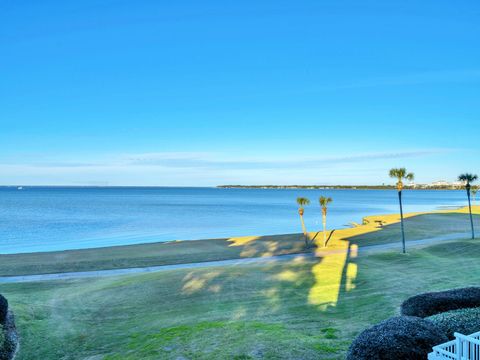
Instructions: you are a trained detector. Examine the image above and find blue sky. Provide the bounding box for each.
[1,0,479,186]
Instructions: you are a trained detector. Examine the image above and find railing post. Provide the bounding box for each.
[455,333,462,360]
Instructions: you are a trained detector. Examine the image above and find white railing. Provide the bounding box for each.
[429,331,480,360]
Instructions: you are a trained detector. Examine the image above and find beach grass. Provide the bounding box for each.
[2,237,480,359]
[0,207,479,276]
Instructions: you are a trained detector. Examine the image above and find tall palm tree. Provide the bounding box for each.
[389,168,414,254]
[297,197,310,247]
[458,173,478,239]
[319,196,332,247]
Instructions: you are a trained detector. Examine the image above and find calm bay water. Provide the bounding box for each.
[0,187,467,254]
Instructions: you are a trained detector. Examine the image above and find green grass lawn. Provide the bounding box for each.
[1,212,478,276]
[350,212,480,246]
[2,238,480,359]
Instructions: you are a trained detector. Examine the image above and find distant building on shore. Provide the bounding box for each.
[414,180,464,189]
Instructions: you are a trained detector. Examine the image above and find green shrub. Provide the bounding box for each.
[401,287,480,318]
[1,324,7,360]
[0,295,7,325]
[347,316,448,360]
[0,325,4,349]
[0,318,17,360]
[427,307,480,339]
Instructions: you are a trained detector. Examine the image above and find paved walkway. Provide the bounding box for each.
[0,232,469,283]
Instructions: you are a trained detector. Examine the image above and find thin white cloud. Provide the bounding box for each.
[121,149,450,170]
[2,149,448,170]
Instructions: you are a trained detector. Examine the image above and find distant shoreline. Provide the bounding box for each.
[217,185,464,190]
[0,185,466,191]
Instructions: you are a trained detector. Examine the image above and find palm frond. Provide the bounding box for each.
[458,173,478,184]
[319,196,332,207]
[389,168,406,179]
[296,197,310,207]
[389,168,414,182]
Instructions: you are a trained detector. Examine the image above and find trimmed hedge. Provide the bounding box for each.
[0,326,4,352]
[427,307,480,339]
[401,287,480,318]
[0,313,17,360]
[0,296,7,325]
[0,295,17,360]
[0,325,6,360]
[346,316,448,360]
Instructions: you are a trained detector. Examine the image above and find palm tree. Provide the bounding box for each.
[389,168,414,254]
[297,197,310,247]
[319,196,333,247]
[458,173,478,239]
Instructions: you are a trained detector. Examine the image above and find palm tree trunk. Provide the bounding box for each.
[398,190,406,253]
[322,215,327,247]
[300,215,308,247]
[467,189,475,239]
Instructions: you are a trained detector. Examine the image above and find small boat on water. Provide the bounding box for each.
[17,186,23,190]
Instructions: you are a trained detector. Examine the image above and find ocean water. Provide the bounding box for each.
[0,187,468,254]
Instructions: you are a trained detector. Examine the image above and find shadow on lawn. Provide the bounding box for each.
[179,233,361,316]
[181,212,480,316]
